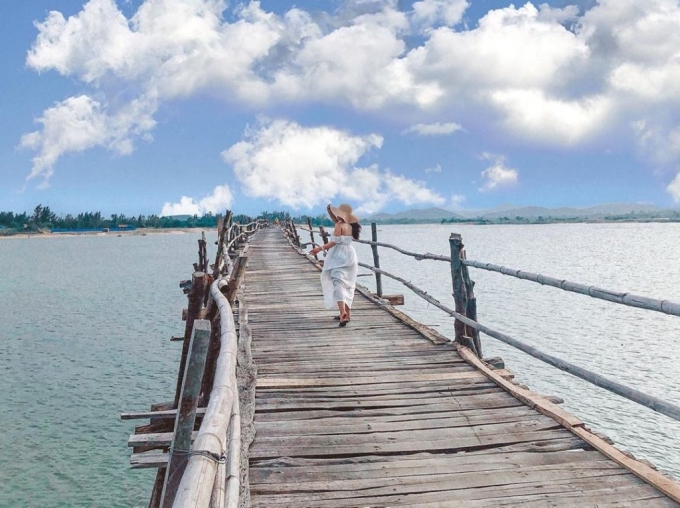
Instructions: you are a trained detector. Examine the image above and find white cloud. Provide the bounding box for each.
[411,0,468,28]
[491,89,612,146]
[633,121,680,165]
[668,172,680,203]
[221,118,443,213]
[424,163,441,174]
[160,184,233,216]
[406,4,589,92]
[479,153,518,192]
[19,94,156,186]
[450,193,465,208]
[21,0,680,186]
[404,122,462,136]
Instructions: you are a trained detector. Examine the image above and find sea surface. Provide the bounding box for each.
[1,223,679,506]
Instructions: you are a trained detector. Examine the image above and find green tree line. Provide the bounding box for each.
[0,205,343,235]
[0,204,225,233]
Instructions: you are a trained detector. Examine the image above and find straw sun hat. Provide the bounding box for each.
[328,203,360,224]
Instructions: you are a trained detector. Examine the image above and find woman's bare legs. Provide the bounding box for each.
[337,301,350,324]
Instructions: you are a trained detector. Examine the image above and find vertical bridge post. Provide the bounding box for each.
[174,271,206,407]
[449,233,479,356]
[161,319,211,508]
[371,222,383,298]
[307,217,318,260]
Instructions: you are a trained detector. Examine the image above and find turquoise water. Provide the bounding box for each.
[1,224,679,507]
[0,232,201,507]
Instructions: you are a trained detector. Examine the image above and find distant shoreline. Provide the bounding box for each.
[0,227,213,239]
[369,217,680,226]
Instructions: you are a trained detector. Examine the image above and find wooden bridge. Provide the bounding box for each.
[124,215,680,507]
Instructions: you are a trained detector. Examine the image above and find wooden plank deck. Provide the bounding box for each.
[244,228,678,507]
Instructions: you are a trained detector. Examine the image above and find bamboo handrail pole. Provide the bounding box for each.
[355,238,451,261]
[225,397,241,508]
[356,237,680,317]
[358,262,680,422]
[464,260,680,318]
[209,441,226,508]
[173,280,239,507]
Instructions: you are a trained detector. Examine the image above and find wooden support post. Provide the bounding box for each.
[307,217,318,260]
[226,256,248,305]
[290,219,301,247]
[161,320,211,508]
[213,211,232,280]
[371,222,383,298]
[199,314,222,406]
[148,469,166,508]
[461,257,483,358]
[174,271,206,408]
[319,225,330,246]
[449,234,472,351]
[199,231,207,273]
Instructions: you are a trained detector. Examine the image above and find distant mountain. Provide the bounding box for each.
[479,203,662,220]
[366,207,465,222]
[363,203,670,224]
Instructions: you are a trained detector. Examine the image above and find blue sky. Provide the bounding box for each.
[2,0,680,217]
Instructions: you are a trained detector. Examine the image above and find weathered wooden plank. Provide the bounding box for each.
[256,371,484,388]
[251,418,560,451]
[248,428,572,459]
[253,411,549,438]
[249,449,609,483]
[249,469,636,506]
[251,461,625,495]
[129,431,196,448]
[252,395,526,423]
[252,479,673,508]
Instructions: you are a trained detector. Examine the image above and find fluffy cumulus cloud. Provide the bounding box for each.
[404,122,462,136]
[668,172,680,203]
[479,153,518,192]
[19,95,156,186]
[450,194,466,208]
[410,0,469,28]
[160,184,233,216]
[222,119,443,213]
[21,0,680,186]
[490,90,612,146]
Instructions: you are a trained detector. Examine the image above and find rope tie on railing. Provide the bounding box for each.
[169,447,226,464]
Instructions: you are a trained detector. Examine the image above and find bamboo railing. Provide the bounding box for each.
[293,221,680,423]
[122,211,267,508]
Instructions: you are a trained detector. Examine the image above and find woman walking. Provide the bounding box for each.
[309,203,361,327]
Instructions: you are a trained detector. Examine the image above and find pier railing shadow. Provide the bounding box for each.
[290,220,680,424]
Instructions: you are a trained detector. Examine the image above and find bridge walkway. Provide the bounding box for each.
[244,228,677,507]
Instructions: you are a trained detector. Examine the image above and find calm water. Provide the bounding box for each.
[0,232,199,507]
[1,224,679,506]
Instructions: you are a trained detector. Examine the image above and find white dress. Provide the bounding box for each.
[321,235,358,309]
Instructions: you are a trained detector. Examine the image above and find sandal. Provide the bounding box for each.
[339,319,349,327]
